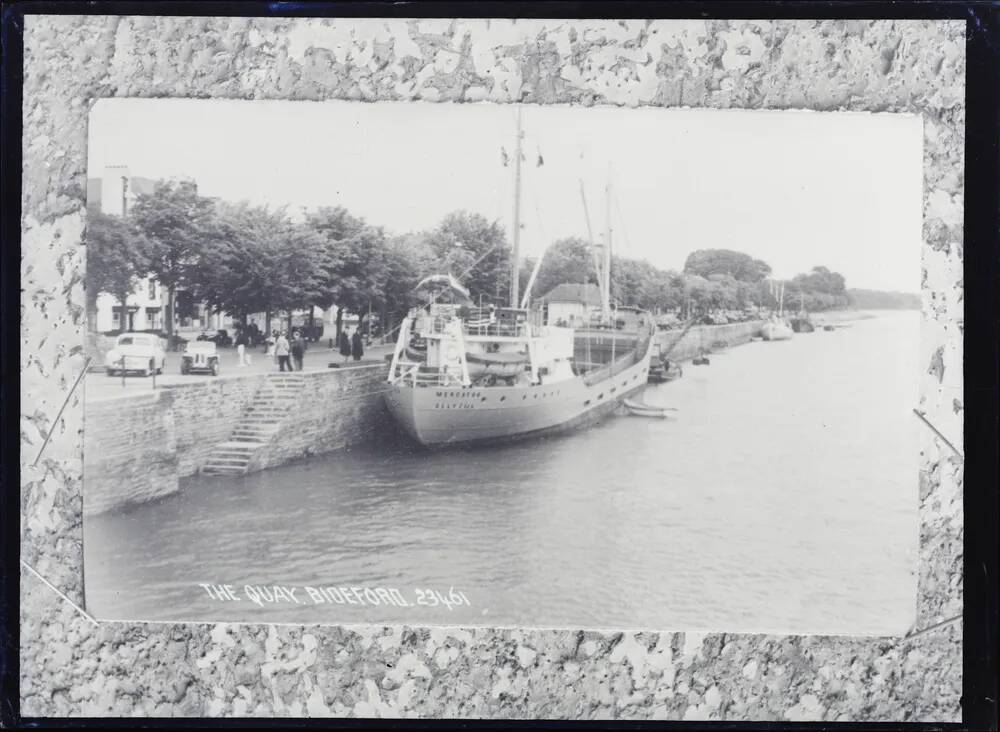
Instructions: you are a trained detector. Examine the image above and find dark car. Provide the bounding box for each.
[296,323,325,342]
[197,329,232,347]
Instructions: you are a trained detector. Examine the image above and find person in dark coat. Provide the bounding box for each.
[338,329,351,363]
[351,328,364,362]
[290,330,306,371]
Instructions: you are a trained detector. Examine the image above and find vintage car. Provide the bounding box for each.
[104,333,167,377]
[196,329,232,347]
[181,340,221,375]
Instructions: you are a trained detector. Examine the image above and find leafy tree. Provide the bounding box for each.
[792,266,847,296]
[530,237,597,300]
[684,249,772,283]
[129,179,218,337]
[308,207,391,337]
[425,211,511,306]
[192,203,326,337]
[380,233,440,329]
[85,210,148,332]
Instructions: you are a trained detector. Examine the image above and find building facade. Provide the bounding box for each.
[88,166,168,332]
[539,283,603,327]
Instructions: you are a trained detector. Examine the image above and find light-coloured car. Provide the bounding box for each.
[181,340,220,376]
[104,333,166,377]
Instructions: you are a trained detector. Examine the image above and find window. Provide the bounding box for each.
[148,277,157,300]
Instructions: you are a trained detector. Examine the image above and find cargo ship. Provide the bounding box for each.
[384,107,654,447]
[384,286,655,447]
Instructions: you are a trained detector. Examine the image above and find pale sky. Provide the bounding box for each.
[88,98,923,292]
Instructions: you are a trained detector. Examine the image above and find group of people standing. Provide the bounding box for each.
[248,327,365,372]
[338,328,365,364]
[268,330,309,372]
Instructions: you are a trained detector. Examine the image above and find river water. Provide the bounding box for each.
[85,311,919,635]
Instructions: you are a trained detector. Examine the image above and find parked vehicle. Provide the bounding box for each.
[104,333,166,377]
[180,340,221,376]
[298,323,325,342]
[197,329,232,347]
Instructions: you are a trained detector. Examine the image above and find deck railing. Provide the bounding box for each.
[391,360,466,387]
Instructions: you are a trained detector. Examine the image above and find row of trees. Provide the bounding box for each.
[87,180,518,339]
[87,178,855,341]
[523,239,850,315]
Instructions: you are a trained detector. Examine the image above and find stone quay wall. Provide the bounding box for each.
[656,320,765,362]
[83,364,388,516]
[249,364,390,472]
[83,391,180,516]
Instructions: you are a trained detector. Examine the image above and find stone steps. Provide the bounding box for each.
[201,373,307,475]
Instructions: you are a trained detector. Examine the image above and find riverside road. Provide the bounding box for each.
[84,341,394,402]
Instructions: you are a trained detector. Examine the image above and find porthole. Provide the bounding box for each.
[500,396,506,402]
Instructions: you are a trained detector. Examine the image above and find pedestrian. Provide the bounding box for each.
[351,328,364,362]
[235,329,248,367]
[275,331,292,372]
[338,329,351,363]
[291,330,306,371]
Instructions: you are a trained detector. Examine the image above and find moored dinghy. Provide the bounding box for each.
[623,398,672,418]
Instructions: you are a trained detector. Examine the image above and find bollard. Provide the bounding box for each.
[120,356,125,388]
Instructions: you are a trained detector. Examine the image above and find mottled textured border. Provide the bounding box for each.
[20,17,964,720]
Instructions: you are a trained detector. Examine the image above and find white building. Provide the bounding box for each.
[89,166,167,332]
[539,283,603,327]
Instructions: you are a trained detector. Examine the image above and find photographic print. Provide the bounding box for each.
[83,98,923,635]
[18,13,972,722]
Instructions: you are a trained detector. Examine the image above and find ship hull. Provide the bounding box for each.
[384,350,652,447]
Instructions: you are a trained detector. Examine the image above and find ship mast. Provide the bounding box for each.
[510,106,523,309]
[603,177,613,322]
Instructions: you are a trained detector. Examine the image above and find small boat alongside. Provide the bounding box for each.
[789,316,814,333]
[623,398,671,418]
[760,317,793,341]
[647,340,684,384]
[647,359,682,384]
[761,280,794,341]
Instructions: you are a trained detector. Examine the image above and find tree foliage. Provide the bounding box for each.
[86,210,148,322]
[425,211,510,305]
[529,237,597,298]
[130,179,218,335]
[683,249,772,282]
[89,177,870,344]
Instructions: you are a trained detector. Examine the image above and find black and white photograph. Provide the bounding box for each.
[82,97,924,635]
[16,8,986,722]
